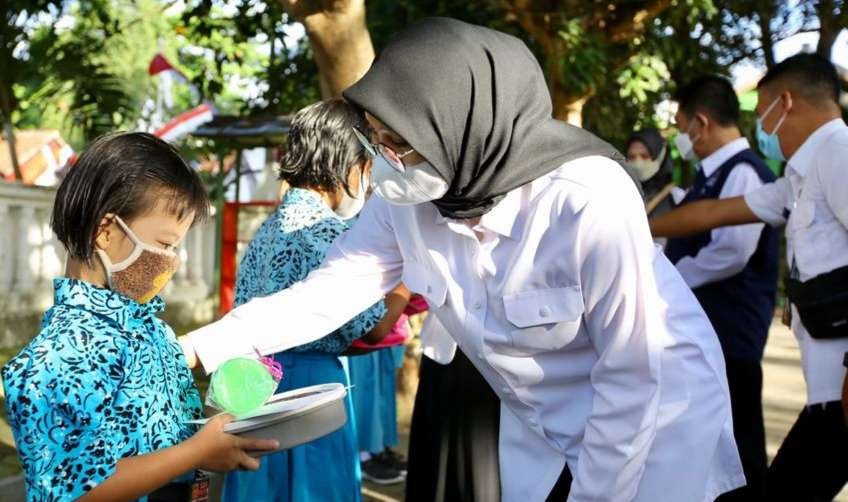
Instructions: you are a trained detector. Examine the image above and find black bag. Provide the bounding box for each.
[785,265,848,339]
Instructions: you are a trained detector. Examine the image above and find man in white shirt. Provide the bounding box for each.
[181,18,746,501]
[651,53,848,500]
[665,75,778,501]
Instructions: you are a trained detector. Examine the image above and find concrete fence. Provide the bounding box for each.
[0,182,219,345]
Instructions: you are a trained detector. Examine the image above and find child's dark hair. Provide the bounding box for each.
[51,132,210,262]
[279,99,371,197]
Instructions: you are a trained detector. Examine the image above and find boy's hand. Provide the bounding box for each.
[187,414,279,472]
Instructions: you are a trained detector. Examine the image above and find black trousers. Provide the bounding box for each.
[407,352,573,501]
[766,401,848,501]
[717,358,768,502]
[406,351,501,502]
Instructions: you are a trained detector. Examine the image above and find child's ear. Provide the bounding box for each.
[94,214,115,251]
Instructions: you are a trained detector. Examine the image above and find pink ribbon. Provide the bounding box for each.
[254,347,284,382]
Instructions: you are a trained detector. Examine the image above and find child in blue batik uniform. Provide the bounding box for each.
[2,133,277,502]
[222,100,409,502]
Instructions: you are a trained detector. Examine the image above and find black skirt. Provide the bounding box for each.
[405,349,502,502]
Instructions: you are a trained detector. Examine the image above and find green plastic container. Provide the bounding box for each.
[209,357,278,415]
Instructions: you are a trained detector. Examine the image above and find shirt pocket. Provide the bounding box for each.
[402,262,447,308]
[503,286,584,353]
[788,200,815,234]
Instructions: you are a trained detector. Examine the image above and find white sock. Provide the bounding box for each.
[360,451,372,462]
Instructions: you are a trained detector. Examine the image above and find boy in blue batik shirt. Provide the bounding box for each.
[2,133,277,502]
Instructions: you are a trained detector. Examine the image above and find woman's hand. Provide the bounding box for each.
[178,336,198,369]
[186,414,279,472]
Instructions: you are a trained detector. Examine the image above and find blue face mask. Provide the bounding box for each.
[756,96,787,161]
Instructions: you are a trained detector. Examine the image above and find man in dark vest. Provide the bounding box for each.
[666,75,779,502]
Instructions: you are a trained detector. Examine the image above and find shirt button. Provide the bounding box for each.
[539,306,551,318]
[528,417,538,427]
[426,285,433,294]
[473,300,483,310]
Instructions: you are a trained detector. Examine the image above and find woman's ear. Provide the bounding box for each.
[94,214,115,251]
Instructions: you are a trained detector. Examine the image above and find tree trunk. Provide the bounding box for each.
[758,5,776,69]
[2,118,22,183]
[279,0,375,99]
[815,0,847,60]
[0,80,22,182]
[553,88,590,126]
[550,78,593,126]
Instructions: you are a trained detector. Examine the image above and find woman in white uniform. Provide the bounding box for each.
[182,18,745,501]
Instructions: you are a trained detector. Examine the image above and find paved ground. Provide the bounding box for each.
[761,323,848,501]
[364,320,848,501]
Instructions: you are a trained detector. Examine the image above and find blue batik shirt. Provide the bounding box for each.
[235,188,386,353]
[2,279,202,501]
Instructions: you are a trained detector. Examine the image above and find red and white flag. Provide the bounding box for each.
[153,102,215,143]
[148,53,198,108]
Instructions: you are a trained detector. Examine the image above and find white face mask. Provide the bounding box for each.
[626,145,666,182]
[627,158,662,182]
[371,155,450,205]
[334,166,368,220]
[674,120,701,161]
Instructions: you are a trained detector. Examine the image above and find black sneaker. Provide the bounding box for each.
[361,458,405,485]
[375,448,408,475]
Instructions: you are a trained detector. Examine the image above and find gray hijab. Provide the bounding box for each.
[344,17,633,219]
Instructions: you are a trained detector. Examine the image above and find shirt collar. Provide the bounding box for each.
[435,168,555,240]
[787,118,846,178]
[476,185,525,239]
[284,187,341,218]
[54,278,164,326]
[700,137,750,178]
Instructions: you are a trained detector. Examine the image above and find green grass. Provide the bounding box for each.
[0,444,21,479]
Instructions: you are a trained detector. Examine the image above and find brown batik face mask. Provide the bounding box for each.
[96,216,181,304]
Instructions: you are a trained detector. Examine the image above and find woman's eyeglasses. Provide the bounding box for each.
[352,127,415,173]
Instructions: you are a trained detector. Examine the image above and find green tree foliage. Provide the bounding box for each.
[177,1,320,114]
[7,0,319,152]
[6,0,842,157]
[1,1,67,179]
[3,1,138,151]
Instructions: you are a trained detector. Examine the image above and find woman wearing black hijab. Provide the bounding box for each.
[183,18,744,501]
[626,128,676,216]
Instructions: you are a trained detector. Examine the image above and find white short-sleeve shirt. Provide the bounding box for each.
[745,118,848,405]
